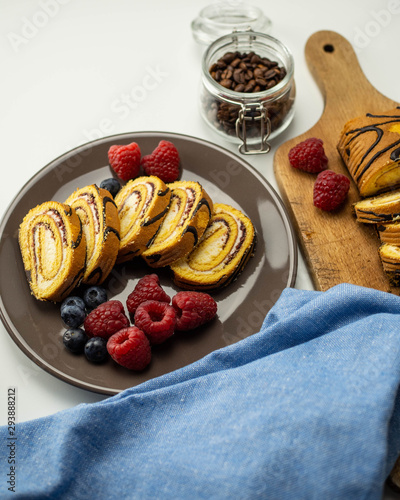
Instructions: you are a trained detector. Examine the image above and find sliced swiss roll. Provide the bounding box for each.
[337,108,400,197]
[377,221,400,245]
[378,243,400,286]
[353,190,400,223]
[18,201,86,302]
[142,180,213,268]
[170,203,256,290]
[65,184,120,285]
[114,176,171,263]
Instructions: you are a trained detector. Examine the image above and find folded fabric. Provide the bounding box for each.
[2,283,400,499]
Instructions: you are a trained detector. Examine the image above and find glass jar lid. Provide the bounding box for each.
[191,2,272,45]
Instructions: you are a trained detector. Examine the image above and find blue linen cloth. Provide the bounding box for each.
[2,283,400,499]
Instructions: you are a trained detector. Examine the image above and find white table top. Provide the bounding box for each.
[0,0,399,425]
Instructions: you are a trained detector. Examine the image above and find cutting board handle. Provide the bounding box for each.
[305,30,391,116]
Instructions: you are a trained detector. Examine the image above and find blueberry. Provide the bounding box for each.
[84,337,108,364]
[83,286,108,311]
[100,178,121,198]
[60,296,86,313]
[63,328,88,354]
[60,298,86,328]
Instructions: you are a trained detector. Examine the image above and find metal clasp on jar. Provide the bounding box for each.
[235,103,271,154]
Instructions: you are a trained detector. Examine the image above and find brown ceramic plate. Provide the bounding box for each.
[0,132,297,395]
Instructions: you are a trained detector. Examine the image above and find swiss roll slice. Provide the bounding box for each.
[170,203,256,290]
[142,180,213,268]
[18,201,87,302]
[65,184,120,285]
[114,176,171,263]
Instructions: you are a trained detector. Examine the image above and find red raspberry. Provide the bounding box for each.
[107,326,151,371]
[172,291,217,331]
[126,274,170,316]
[313,170,350,211]
[288,137,328,173]
[108,142,141,181]
[83,300,129,339]
[134,300,176,344]
[141,140,180,182]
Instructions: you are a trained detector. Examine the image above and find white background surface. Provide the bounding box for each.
[0,0,399,428]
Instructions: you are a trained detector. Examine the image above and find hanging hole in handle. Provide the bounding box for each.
[323,44,335,53]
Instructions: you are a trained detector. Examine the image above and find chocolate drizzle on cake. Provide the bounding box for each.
[391,147,400,161]
[71,219,84,249]
[337,107,400,197]
[182,225,199,246]
[60,266,86,298]
[192,197,212,218]
[355,209,400,223]
[86,267,103,285]
[146,252,162,264]
[103,227,120,242]
[346,114,400,182]
[102,196,120,242]
[343,108,400,183]
[142,205,169,227]
[157,187,170,197]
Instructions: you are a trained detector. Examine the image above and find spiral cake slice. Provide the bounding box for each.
[18,201,86,302]
[377,221,400,245]
[337,107,400,197]
[142,180,213,268]
[170,203,256,290]
[65,184,120,285]
[114,176,171,263]
[353,189,400,223]
[378,243,400,286]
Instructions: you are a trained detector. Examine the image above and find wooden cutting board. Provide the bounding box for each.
[274,30,400,293]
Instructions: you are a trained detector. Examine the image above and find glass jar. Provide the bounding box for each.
[200,30,295,154]
[191,2,272,45]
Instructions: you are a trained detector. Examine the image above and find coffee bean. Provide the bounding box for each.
[255,77,267,87]
[209,63,218,73]
[264,69,277,80]
[221,69,233,80]
[231,58,241,68]
[216,61,227,70]
[220,79,232,89]
[244,81,255,92]
[233,68,245,84]
[221,52,236,64]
